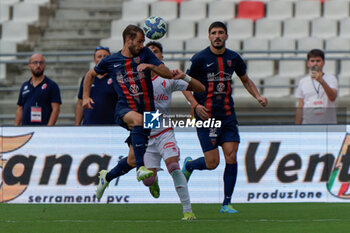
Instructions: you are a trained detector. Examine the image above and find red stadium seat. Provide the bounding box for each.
[160,0,187,6]
[237,1,265,22]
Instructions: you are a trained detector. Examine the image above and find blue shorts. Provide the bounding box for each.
[196,114,240,153]
[114,101,135,130]
[114,100,155,131]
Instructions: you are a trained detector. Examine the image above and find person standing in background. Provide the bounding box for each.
[295,49,338,124]
[15,53,61,126]
[75,46,118,125]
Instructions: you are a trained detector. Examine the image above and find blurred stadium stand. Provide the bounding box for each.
[1,0,350,126]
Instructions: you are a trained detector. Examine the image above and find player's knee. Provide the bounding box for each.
[127,116,143,129]
[133,115,143,126]
[206,158,219,170]
[225,151,237,164]
[166,162,180,174]
[127,157,136,168]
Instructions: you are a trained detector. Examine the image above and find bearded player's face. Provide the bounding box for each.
[209,27,228,50]
[129,32,145,56]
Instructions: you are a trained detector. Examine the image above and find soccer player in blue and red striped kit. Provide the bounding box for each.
[82,25,173,183]
[182,21,268,213]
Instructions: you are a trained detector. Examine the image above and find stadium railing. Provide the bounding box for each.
[1,50,350,125]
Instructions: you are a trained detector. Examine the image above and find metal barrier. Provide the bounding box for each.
[1,50,350,125]
[1,50,350,63]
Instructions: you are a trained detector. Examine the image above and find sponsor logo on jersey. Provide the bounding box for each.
[216,83,225,92]
[154,94,168,101]
[161,80,166,88]
[134,57,140,64]
[129,84,139,94]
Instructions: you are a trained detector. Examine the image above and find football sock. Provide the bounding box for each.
[186,156,207,172]
[131,126,147,169]
[106,157,133,182]
[223,163,237,206]
[168,162,192,213]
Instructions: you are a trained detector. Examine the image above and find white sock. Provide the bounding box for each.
[170,169,192,213]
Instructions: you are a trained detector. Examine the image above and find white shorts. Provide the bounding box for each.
[144,129,179,170]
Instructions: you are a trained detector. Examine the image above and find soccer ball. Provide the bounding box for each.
[143,16,167,40]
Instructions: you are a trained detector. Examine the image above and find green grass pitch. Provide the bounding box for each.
[0,203,349,233]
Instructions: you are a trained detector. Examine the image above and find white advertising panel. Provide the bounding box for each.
[1,125,349,203]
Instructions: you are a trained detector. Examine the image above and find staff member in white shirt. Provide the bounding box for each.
[295,49,338,124]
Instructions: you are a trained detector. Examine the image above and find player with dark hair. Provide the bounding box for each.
[182,21,267,213]
[141,41,204,220]
[83,25,173,183]
[75,46,118,125]
[295,49,338,124]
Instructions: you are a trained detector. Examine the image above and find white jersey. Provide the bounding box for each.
[151,75,189,136]
[295,73,338,124]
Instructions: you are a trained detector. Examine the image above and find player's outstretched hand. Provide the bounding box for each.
[195,104,209,120]
[82,97,94,109]
[172,69,186,80]
[257,96,268,107]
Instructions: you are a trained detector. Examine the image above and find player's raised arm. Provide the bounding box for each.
[172,69,205,93]
[137,63,173,79]
[82,69,97,109]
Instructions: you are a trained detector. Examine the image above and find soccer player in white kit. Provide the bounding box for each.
[142,41,204,220]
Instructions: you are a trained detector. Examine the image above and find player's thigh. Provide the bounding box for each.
[122,111,142,128]
[218,116,240,145]
[196,127,219,153]
[222,141,239,164]
[144,138,162,170]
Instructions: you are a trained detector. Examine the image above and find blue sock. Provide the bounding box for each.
[186,157,207,172]
[106,157,133,182]
[223,163,237,206]
[131,125,147,169]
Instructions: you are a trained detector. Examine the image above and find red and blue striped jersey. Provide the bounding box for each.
[187,47,246,118]
[94,47,163,113]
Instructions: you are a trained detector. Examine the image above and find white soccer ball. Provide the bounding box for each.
[143,16,167,40]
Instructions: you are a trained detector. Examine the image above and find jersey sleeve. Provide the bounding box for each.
[234,54,247,77]
[50,82,62,104]
[94,56,109,75]
[17,84,25,106]
[77,76,85,99]
[295,80,304,99]
[326,75,338,90]
[186,56,200,78]
[171,79,189,92]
